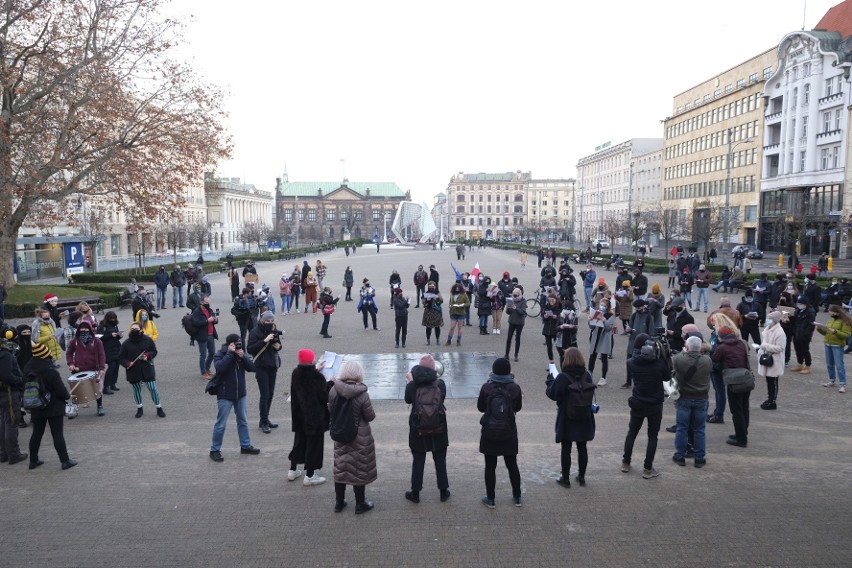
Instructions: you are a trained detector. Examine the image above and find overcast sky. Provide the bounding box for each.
[175,0,841,203]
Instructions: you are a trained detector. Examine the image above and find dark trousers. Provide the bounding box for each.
[793,338,812,366]
[415,285,425,307]
[395,316,408,346]
[544,334,557,361]
[710,369,726,419]
[505,324,523,358]
[255,367,277,425]
[293,291,301,310]
[741,324,761,345]
[345,286,352,301]
[411,450,449,492]
[29,415,69,464]
[766,376,779,402]
[362,308,377,329]
[320,314,331,335]
[426,327,441,342]
[622,409,662,470]
[561,441,588,479]
[0,404,23,459]
[288,431,324,473]
[727,388,750,443]
[104,359,120,389]
[784,332,793,364]
[335,482,366,504]
[484,454,521,499]
[588,352,609,378]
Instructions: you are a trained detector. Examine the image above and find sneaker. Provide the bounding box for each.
[672,454,686,466]
[694,459,706,468]
[156,407,166,418]
[405,491,420,504]
[287,469,303,481]
[840,385,847,393]
[620,462,631,473]
[303,473,327,486]
[824,381,837,388]
[496,329,501,335]
[240,446,261,455]
[209,451,224,463]
[620,382,631,389]
[61,459,78,470]
[642,468,659,479]
[597,378,607,387]
[135,407,143,418]
[512,496,523,507]
[665,425,677,433]
[481,496,496,509]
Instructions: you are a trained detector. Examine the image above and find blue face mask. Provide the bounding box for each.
[141,315,148,322]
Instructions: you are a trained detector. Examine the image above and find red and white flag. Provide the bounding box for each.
[470,262,480,282]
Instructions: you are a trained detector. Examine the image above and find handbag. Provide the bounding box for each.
[722,367,755,393]
[758,352,774,367]
[322,303,335,315]
[65,402,79,419]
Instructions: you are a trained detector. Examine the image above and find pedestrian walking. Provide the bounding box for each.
[504,288,527,362]
[422,281,444,345]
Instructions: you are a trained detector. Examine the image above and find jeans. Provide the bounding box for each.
[584,287,593,309]
[478,314,489,328]
[320,313,331,336]
[156,287,167,309]
[696,288,709,310]
[197,336,216,374]
[362,308,377,330]
[710,369,726,419]
[484,454,521,499]
[825,344,847,385]
[210,396,251,452]
[281,295,292,313]
[622,408,662,470]
[681,291,692,309]
[172,286,184,307]
[727,388,750,443]
[674,398,708,460]
[255,367,277,424]
[411,450,449,492]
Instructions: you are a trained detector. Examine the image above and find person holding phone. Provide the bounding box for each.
[816,305,852,393]
[209,334,259,462]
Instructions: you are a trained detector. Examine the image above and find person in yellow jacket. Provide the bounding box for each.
[134,309,159,342]
[816,304,852,393]
[31,307,62,361]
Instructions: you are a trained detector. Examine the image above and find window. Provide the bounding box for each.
[737,79,745,88]
[456,206,465,213]
[714,89,721,98]
[340,209,349,220]
[802,115,808,138]
[833,146,841,169]
[725,84,733,94]
[800,151,806,172]
[745,205,758,222]
[457,194,465,202]
[307,209,317,222]
[298,210,305,221]
[372,210,380,221]
[803,83,810,104]
[835,109,842,131]
[763,66,772,79]
[791,88,797,108]
[825,77,834,97]
[354,210,362,221]
[749,73,758,83]
[803,63,810,77]
[823,111,831,132]
[110,235,121,256]
[284,209,293,222]
[326,209,335,221]
[821,148,830,170]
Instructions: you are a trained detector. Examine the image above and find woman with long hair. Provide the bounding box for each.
[817,304,852,393]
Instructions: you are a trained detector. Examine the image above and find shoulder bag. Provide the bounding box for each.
[722,367,755,393]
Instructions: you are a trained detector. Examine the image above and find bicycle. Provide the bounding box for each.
[524,288,580,318]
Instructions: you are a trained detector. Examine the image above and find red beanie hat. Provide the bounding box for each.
[298,349,314,365]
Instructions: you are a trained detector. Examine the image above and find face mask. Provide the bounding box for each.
[832,282,838,286]
[765,320,774,328]
[599,305,607,311]
[676,307,684,313]
[831,314,840,319]
[796,304,806,310]
[786,286,793,291]
[141,315,148,322]
[79,331,91,339]
[130,329,141,338]
[745,297,753,302]
[41,315,50,321]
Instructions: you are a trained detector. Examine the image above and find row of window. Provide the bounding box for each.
[456,205,525,214]
[665,150,757,181]
[677,68,772,114]
[453,184,525,192]
[669,93,761,139]
[761,185,842,217]
[281,209,393,222]
[666,121,759,160]
[455,193,524,203]
[453,217,524,226]
[578,153,629,173]
[663,176,756,201]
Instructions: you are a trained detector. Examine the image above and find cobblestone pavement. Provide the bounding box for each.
[3,245,851,567]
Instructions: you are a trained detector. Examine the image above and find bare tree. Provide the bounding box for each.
[686,200,741,255]
[658,204,680,257]
[602,211,625,254]
[238,219,272,252]
[0,0,230,288]
[187,219,211,251]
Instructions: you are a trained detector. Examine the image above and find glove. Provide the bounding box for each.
[751,343,760,351]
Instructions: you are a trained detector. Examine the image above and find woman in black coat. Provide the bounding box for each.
[97,311,123,394]
[24,343,76,470]
[477,357,523,508]
[541,295,561,362]
[118,322,164,418]
[546,347,596,488]
[288,349,332,485]
[403,355,450,504]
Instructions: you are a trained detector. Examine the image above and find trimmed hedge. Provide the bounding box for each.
[4,284,125,319]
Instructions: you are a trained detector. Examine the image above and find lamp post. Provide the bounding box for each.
[578,186,584,247]
[627,162,634,254]
[722,127,753,268]
[567,178,576,245]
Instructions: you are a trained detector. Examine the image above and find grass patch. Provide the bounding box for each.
[7,284,113,305]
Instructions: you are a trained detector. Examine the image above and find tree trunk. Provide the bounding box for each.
[0,218,23,287]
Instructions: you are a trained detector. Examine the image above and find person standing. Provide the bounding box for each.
[711,325,752,447]
[288,349,331,485]
[119,322,165,418]
[671,336,711,468]
[343,266,354,302]
[504,288,527,362]
[153,265,170,310]
[817,305,852,393]
[489,282,506,334]
[315,260,327,290]
[388,270,402,308]
[541,295,561,363]
[477,357,523,508]
[694,265,712,313]
[393,287,411,349]
[66,321,106,416]
[328,361,377,514]
[445,282,469,346]
[404,355,450,504]
[519,250,528,272]
[587,299,617,386]
[622,299,656,389]
[96,312,122,395]
[319,286,339,339]
[25,343,77,470]
[581,264,596,312]
[191,295,219,380]
[279,272,293,315]
[358,278,380,331]
[290,265,303,313]
[31,307,62,363]
[231,288,257,346]
[754,311,786,410]
[247,311,282,433]
[546,347,596,488]
[666,297,694,354]
[736,289,763,346]
[133,309,159,342]
[476,280,492,336]
[556,308,579,363]
[621,333,669,479]
[428,265,440,291]
[228,268,240,303]
[209,334,260,462]
[170,265,186,308]
[790,295,816,375]
[422,281,444,346]
[679,268,695,310]
[0,332,26,465]
[303,271,319,314]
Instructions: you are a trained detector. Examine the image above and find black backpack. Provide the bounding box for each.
[22,371,51,411]
[480,383,515,441]
[565,381,596,421]
[413,384,445,436]
[181,313,197,338]
[329,396,357,444]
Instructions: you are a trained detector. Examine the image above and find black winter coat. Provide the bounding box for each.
[393,294,410,318]
[246,323,281,370]
[0,350,23,423]
[290,363,331,435]
[736,299,764,328]
[96,323,123,363]
[404,365,448,453]
[118,334,158,383]
[213,347,255,401]
[793,306,816,342]
[626,349,668,410]
[476,288,492,316]
[477,375,522,456]
[191,306,219,342]
[803,282,822,311]
[545,365,595,443]
[22,357,70,418]
[666,309,695,352]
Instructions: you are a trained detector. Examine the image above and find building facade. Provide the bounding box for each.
[431,192,449,242]
[576,138,664,246]
[759,25,852,256]
[446,171,531,241]
[661,48,775,252]
[632,147,664,246]
[204,173,274,250]
[526,178,577,243]
[275,177,408,243]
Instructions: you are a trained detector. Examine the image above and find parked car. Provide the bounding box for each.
[176,248,198,257]
[631,239,652,252]
[731,245,763,259]
[591,238,610,249]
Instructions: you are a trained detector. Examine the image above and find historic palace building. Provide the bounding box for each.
[446,171,531,241]
[204,173,275,250]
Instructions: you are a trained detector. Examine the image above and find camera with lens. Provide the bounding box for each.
[579,270,587,280]
[271,329,284,339]
[233,341,243,350]
[215,308,220,316]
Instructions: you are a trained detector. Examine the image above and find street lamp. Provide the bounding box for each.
[722,127,753,268]
[567,178,576,245]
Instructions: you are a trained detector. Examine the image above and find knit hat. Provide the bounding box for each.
[598,277,605,284]
[623,280,631,287]
[795,295,808,304]
[363,278,370,284]
[259,311,275,322]
[298,349,314,365]
[512,288,522,298]
[634,333,651,349]
[632,298,647,308]
[419,354,436,370]
[225,333,241,345]
[767,311,784,324]
[717,325,737,338]
[492,357,511,376]
[651,283,661,294]
[670,297,685,308]
[31,342,51,359]
[43,294,58,303]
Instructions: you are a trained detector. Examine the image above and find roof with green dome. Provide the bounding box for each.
[277,181,405,197]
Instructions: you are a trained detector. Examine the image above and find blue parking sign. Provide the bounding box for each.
[64,242,85,275]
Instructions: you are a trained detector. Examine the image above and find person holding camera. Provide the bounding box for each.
[209,334,259,462]
[191,295,219,380]
[247,311,282,433]
[546,347,596,488]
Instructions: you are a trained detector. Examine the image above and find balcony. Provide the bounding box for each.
[765,111,782,124]
[819,91,843,109]
[763,142,780,154]
[816,129,842,146]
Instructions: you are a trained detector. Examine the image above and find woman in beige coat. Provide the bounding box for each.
[328,360,377,514]
[754,311,786,410]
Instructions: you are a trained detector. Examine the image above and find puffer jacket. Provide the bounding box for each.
[404,364,448,453]
[757,321,786,378]
[626,346,669,409]
[133,309,159,342]
[545,365,595,444]
[328,379,377,486]
[627,310,656,355]
[118,332,158,383]
[711,335,751,370]
[392,293,411,318]
[32,318,62,362]
[213,346,255,401]
[615,289,634,320]
[290,363,331,435]
[477,374,522,456]
[96,322,122,363]
[792,306,816,342]
[476,288,492,316]
[66,322,106,373]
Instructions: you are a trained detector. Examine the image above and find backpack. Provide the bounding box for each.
[480,383,515,441]
[22,371,51,411]
[181,313,197,338]
[329,395,357,444]
[413,384,445,436]
[565,380,596,421]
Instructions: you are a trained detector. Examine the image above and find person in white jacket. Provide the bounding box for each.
[753,311,786,410]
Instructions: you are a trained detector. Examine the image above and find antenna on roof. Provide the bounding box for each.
[802,0,806,30]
